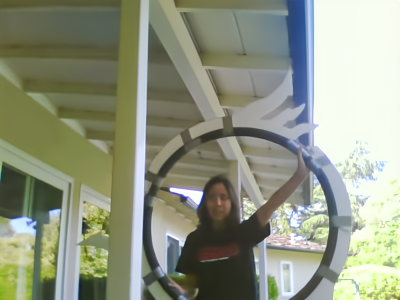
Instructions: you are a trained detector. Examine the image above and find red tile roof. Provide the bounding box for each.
[266,234,326,253]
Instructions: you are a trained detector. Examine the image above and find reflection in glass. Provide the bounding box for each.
[0,164,63,300]
[78,202,110,300]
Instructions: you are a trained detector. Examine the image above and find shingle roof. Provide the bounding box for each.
[266,234,326,253]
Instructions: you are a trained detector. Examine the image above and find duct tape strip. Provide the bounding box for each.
[180,129,192,144]
[311,155,331,169]
[143,266,164,286]
[316,265,340,283]
[145,171,164,188]
[330,215,352,228]
[222,116,234,136]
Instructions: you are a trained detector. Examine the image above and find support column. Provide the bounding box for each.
[258,240,269,300]
[228,161,242,220]
[106,0,149,299]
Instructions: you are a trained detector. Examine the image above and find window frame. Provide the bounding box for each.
[0,139,73,300]
[280,260,294,296]
[74,184,111,297]
[165,233,183,274]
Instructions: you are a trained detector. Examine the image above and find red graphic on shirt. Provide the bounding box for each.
[197,243,240,262]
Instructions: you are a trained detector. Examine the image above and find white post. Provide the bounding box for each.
[106,0,149,299]
[258,241,269,300]
[228,160,242,220]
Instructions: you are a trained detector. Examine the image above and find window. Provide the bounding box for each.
[0,148,70,300]
[280,261,294,296]
[166,235,182,274]
[254,259,260,276]
[78,186,111,300]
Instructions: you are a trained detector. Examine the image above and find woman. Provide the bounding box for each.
[172,149,310,300]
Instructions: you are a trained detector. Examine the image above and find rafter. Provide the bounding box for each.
[218,95,261,108]
[151,0,268,207]
[175,0,288,15]
[242,145,295,161]
[24,80,116,96]
[201,53,290,72]
[23,80,260,109]
[146,137,221,153]
[58,108,198,129]
[0,45,172,65]
[169,167,222,180]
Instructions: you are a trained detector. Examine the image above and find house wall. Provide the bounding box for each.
[254,247,323,300]
[152,199,196,270]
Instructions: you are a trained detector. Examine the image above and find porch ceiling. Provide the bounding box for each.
[0,0,312,209]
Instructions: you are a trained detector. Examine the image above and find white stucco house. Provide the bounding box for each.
[0,0,316,299]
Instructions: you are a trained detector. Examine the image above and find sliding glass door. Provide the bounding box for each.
[0,147,70,300]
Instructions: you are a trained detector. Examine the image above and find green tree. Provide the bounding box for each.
[297,141,385,244]
[79,202,110,279]
[334,181,400,299]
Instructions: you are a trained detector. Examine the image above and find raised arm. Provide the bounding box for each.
[256,148,310,227]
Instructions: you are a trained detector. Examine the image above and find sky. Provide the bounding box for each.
[313,0,399,196]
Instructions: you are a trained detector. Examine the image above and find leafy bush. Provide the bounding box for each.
[334,264,400,300]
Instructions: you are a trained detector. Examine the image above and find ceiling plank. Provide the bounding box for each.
[0,0,120,9]
[0,45,118,61]
[169,167,222,180]
[242,145,295,161]
[150,0,269,207]
[201,53,290,72]
[175,0,288,15]
[146,137,221,153]
[58,108,115,122]
[219,95,261,108]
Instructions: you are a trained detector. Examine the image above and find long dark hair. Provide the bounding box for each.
[197,175,240,229]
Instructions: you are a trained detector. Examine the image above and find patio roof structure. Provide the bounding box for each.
[0,0,314,299]
[0,0,313,209]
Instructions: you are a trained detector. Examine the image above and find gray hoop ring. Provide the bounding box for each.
[143,127,351,300]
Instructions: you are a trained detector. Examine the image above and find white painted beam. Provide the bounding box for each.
[201,53,291,72]
[150,0,266,207]
[175,0,288,15]
[0,0,120,9]
[106,0,148,299]
[58,108,198,129]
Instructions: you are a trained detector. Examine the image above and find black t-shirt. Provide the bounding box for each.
[175,213,271,300]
